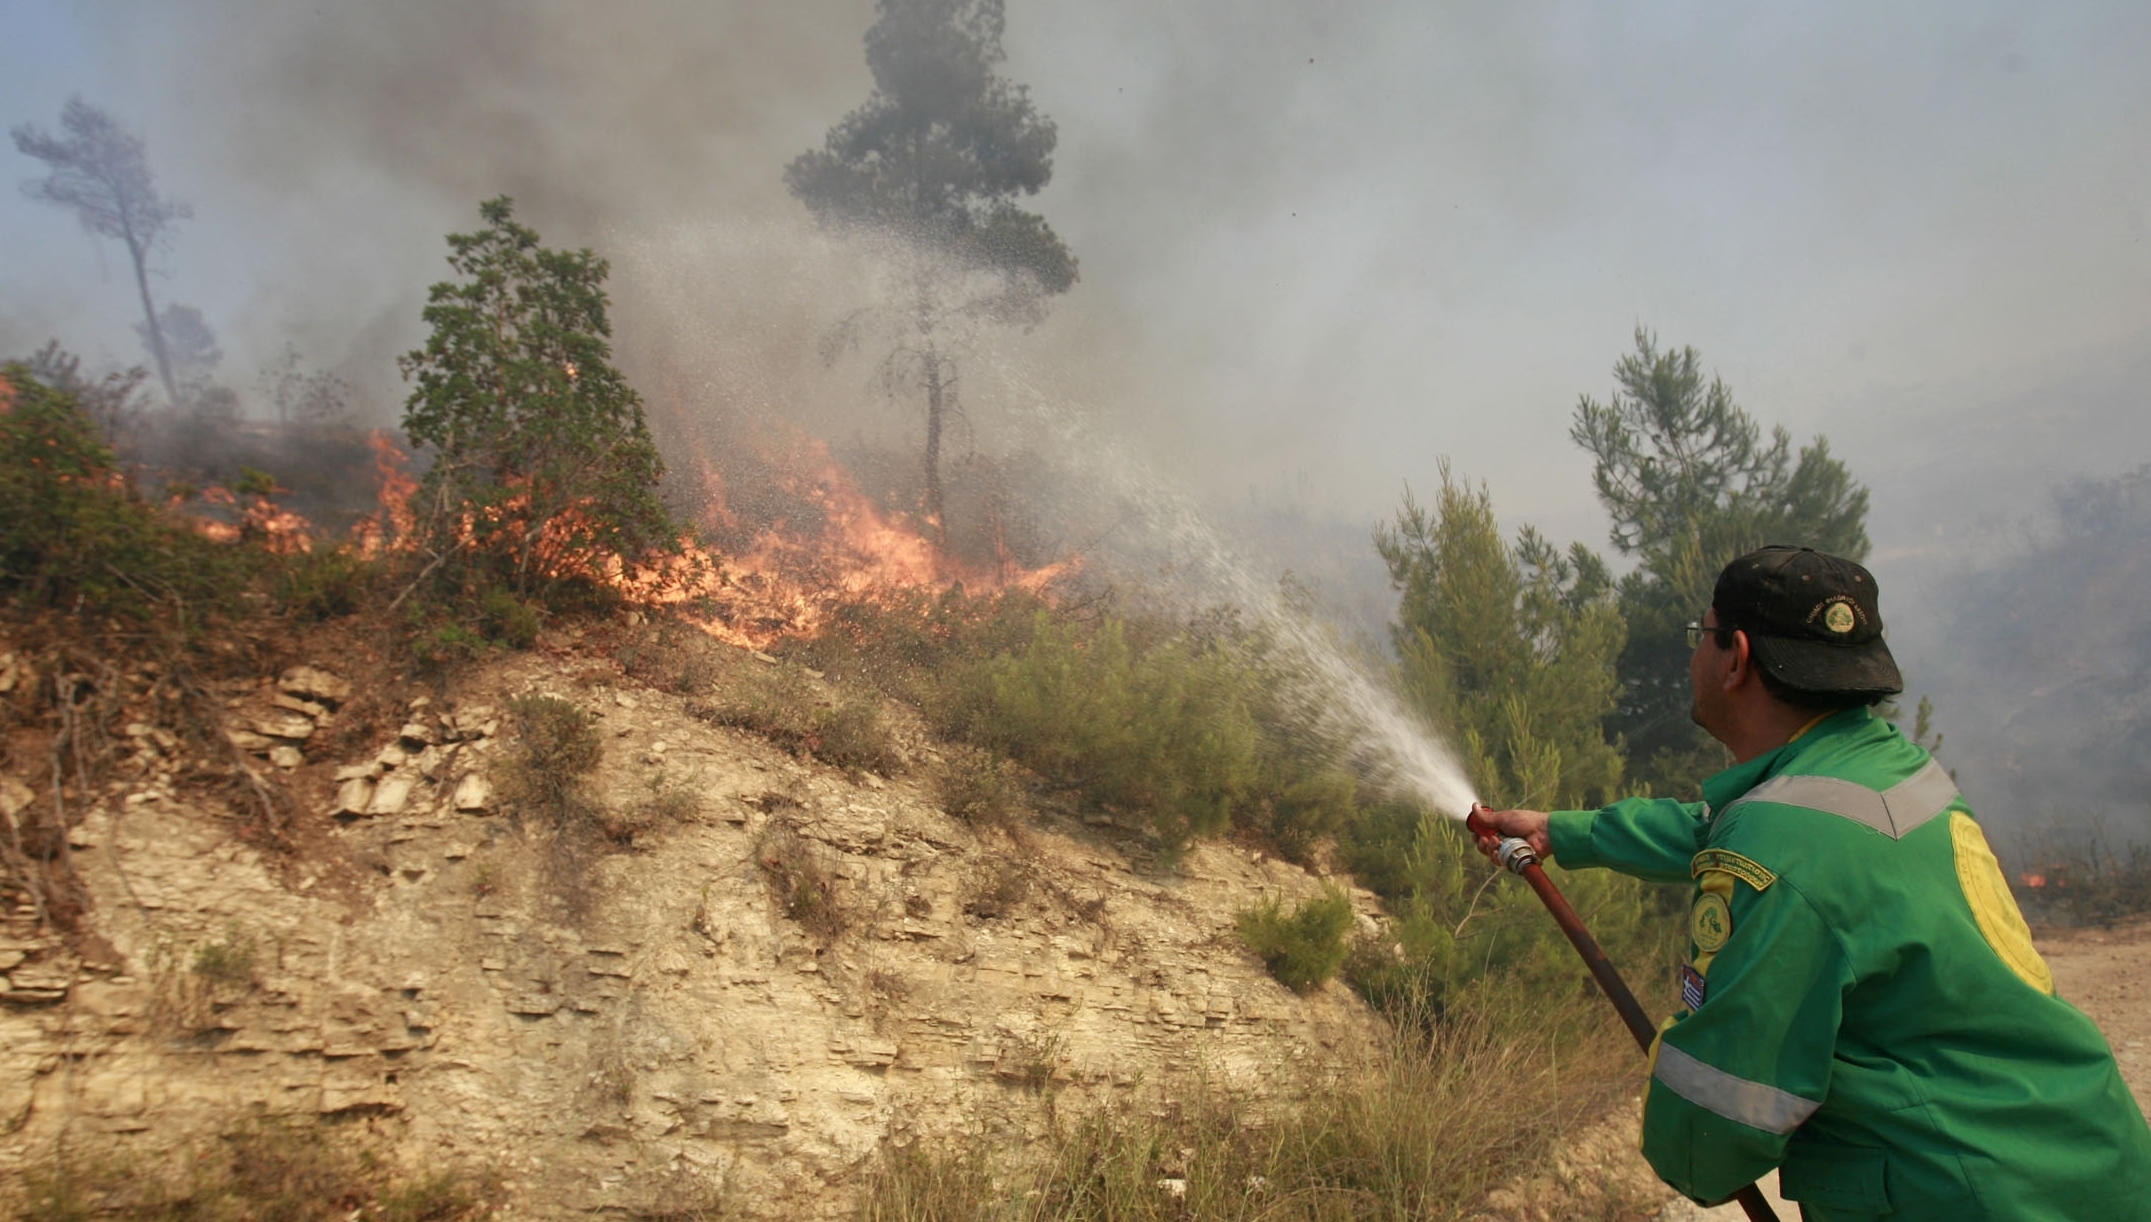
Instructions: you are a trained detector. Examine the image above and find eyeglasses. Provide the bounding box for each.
[1684,622,1737,650]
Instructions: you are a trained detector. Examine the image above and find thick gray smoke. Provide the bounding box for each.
[4,0,2149,836]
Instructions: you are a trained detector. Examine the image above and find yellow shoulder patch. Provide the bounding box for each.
[1691,848,1777,892]
[1950,812,2055,995]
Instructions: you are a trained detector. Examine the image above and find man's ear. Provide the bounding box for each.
[1725,629,1757,689]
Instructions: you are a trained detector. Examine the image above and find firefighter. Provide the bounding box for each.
[1478,545,2151,1221]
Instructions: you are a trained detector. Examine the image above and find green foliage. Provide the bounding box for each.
[189,927,258,990]
[1571,329,1871,793]
[273,547,376,621]
[933,745,1017,825]
[0,363,248,623]
[1341,813,1680,1024]
[478,587,540,648]
[399,197,676,601]
[232,465,278,498]
[1237,883,1354,993]
[786,0,1077,303]
[787,0,1077,535]
[947,613,1260,851]
[1377,465,1626,813]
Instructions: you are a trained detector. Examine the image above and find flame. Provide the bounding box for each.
[2020,872,2047,889]
[617,437,1077,649]
[353,430,418,557]
[188,484,314,554]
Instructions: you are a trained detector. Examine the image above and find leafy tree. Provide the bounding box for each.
[1376,464,1627,813]
[399,197,675,600]
[1571,330,1869,791]
[787,0,1077,543]
[12,98,192,406]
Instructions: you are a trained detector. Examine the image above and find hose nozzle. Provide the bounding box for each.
[1467,802,1540,875]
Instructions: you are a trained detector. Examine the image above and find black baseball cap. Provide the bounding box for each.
[1712,546,1904,696]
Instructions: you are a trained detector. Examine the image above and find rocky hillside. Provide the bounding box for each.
[0,623,1385,1218]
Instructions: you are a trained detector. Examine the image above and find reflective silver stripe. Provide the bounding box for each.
[1653,1043,1821,1135]
[1719,759,1958,839]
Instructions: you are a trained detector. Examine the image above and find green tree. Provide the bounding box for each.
[1571,329,1870,791]
[787,0,1077,544]
[1376,464,1627,813]
[12,98,192,406]
[399,197,675,600]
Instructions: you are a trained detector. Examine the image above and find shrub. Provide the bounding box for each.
[859,981,1653,1222]
[399,197,677,603]
[499,695,603,826]
[963,861,1031,920]
[0,362,250,622]
[1237,883,1355,993]
[274,547,376,621]
[694,662,899,776]
[2010,829,2151,927]
[934,746,1018,825]
[1339,815,1681,1025]
[478,586,541,648]
[944,614,1260,851]
[757,825,846,941]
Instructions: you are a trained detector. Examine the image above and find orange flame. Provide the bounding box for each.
[353,430,418,557]
[617,437,1077,649]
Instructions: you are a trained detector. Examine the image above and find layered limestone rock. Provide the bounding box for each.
[0,651,1382,1218]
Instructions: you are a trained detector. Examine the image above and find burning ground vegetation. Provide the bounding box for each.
[0,342,1712,1220]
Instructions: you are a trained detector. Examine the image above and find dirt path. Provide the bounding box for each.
[1655,916,2151,1221]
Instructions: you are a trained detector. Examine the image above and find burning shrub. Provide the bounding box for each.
[398,198,678,606]
[2010,829,2151,927]
[1237,883,1355,993]
[0,362,250,622]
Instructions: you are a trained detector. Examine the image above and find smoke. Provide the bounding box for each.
[5,0,2149,830]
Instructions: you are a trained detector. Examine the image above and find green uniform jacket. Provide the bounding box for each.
[1550,709,2151,1221]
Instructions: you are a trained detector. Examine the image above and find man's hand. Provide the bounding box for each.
[1473,807,1553,861]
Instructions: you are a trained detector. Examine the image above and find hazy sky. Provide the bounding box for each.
[5,0,2149,819]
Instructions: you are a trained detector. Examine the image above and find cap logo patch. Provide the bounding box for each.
[1815,593,1867,636]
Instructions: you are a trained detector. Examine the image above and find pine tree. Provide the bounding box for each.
[787,0,1077,543]
[1571,329,1870,792]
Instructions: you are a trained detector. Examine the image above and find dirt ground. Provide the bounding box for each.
[1484,916,2151,1222]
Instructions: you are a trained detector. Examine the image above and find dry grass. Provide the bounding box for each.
[860,987,1643,1222]
[933,745,1020,827]
[11,1117,497,1221]
[688,661,901,777]
[756,825,848,942]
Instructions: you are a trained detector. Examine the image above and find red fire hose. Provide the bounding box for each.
[1466,804,1781,1222]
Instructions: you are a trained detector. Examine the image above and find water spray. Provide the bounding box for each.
[1465,804,1781,1222]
